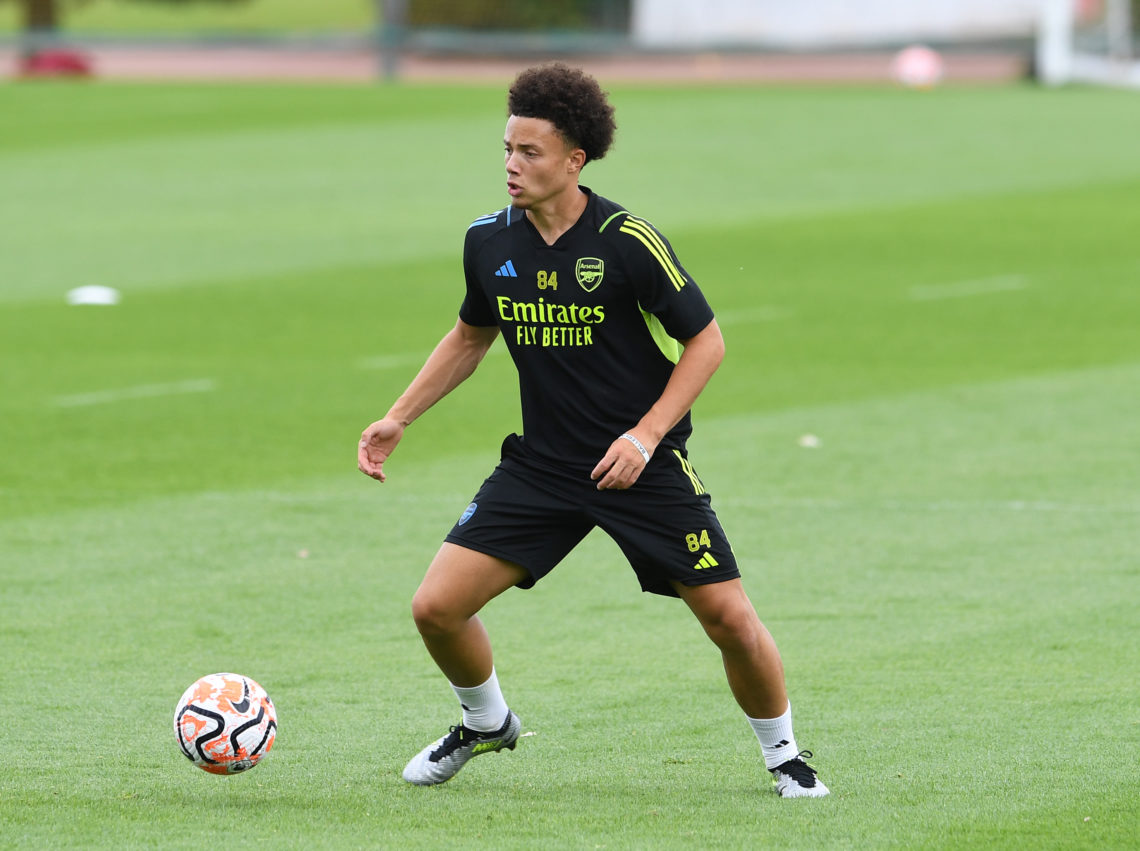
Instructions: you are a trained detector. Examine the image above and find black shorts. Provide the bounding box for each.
[444,434,740,597]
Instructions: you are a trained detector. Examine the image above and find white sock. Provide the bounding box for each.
[450,668,510,733]
[748,703,800,770]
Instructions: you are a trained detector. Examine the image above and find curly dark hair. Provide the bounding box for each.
[507,63,616,165]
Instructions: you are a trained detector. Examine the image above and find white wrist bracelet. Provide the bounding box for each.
[619,433,651,464]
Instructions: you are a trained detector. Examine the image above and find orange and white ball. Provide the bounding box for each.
[174,673,277,774]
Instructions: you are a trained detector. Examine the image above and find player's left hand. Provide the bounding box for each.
[591,432,654,491]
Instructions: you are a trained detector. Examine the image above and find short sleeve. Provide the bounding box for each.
[616,215,714,340]
[458,226,497,327]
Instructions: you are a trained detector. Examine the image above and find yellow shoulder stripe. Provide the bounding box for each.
[619,217,686,291]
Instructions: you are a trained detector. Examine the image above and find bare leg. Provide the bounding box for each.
[410,543,529,687]
[402,545,528,785]
[672,578,788,719]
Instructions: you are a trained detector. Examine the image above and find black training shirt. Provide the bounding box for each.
[460,188,715,473]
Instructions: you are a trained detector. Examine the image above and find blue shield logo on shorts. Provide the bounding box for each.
[458,502,478,526]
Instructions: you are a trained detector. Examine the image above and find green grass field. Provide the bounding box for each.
[0,0,372,33]
[1,80,1138,848]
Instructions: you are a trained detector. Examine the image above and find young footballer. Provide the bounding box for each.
[358,63,828,798]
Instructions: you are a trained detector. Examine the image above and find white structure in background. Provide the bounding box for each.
[632,0,1139,88]
[1038,0,1139,87]
[631,0,1045,48]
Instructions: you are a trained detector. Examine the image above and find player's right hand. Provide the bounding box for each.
[358,418,404,483]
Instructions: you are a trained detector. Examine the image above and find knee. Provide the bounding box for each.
[699,603,763,652]
[410,589,463,638]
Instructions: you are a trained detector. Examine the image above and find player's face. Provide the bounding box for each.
[504,115,584,210]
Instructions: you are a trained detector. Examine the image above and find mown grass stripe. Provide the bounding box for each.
[52,378,216,408]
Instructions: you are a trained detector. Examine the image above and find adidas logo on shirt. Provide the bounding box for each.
[495,260,519,278]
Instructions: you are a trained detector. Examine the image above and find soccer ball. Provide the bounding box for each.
[891,45,945,89]
[174,673,277,774]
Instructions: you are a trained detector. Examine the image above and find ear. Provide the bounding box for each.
[568,147,587,173]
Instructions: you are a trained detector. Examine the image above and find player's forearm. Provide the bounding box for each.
[634,319,725,448]
[386,321,498,427]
